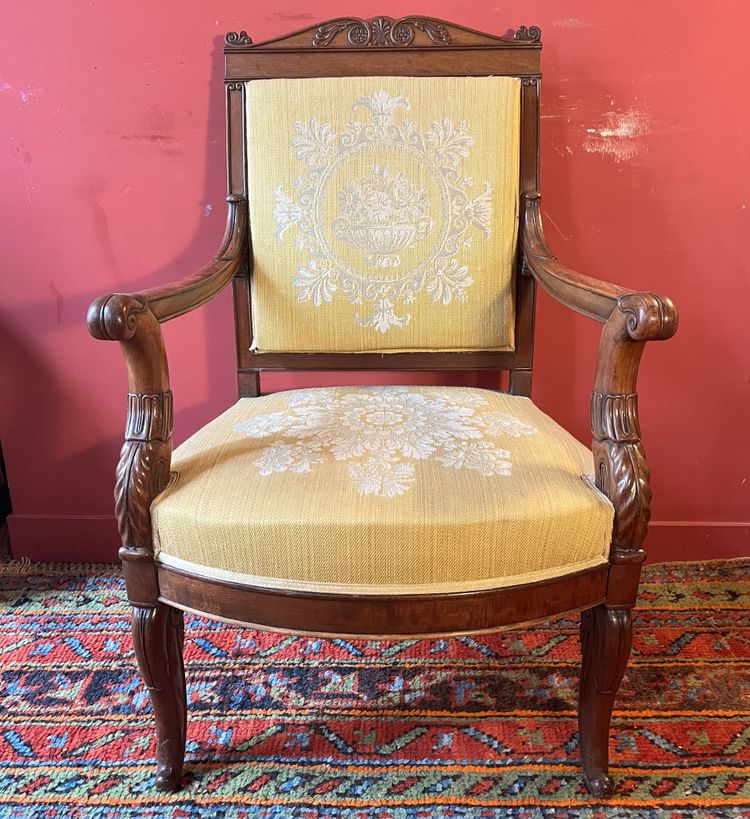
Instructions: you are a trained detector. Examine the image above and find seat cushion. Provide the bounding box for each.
[152,387,613,595]
[245,76,520,353]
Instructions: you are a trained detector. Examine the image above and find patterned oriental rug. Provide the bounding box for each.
[0,559,747,818]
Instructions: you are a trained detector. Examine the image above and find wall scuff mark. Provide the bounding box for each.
[583,109,649,162]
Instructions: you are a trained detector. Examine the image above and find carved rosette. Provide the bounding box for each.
[313,16,451,47]
[115,392,173,551]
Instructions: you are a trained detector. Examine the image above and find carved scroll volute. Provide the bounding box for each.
[592,293,678,561]
[87,295,170,395]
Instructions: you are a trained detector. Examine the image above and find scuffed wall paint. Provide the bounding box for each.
[583,109,650,162]
[552,18,596,29]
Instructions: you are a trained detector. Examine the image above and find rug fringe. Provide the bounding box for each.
[0,556,745,580]
[0,558,121,578]
[644,556,749,572]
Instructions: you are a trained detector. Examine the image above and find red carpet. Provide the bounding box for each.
[0,558,747,817]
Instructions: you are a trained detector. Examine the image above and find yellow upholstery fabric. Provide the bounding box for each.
[152,387,613,595]
[245,77,520,353]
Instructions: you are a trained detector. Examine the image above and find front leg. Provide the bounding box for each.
[132,603,187,791]
[578,604,632,796]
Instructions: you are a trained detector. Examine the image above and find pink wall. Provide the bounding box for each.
[1,1,748,563]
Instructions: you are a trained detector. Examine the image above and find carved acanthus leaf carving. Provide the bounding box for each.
[593,437,651,558]
[312,16,451,47]
[115,392,173,550]
[592,389,648,554]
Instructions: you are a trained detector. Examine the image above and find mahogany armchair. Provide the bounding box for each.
[87,18,678,797]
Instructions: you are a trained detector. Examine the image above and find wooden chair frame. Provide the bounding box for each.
[87,17,678,797]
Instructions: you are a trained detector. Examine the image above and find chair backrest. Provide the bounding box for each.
[224,17,542,397]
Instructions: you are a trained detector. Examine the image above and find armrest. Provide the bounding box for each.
[87,194,247,345]
[85,195,247,597]
[522,191,678,336]
[522,191,679,568]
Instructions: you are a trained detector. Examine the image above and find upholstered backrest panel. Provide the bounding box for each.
[246,76,520,353]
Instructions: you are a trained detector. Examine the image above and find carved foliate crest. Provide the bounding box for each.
[313,17,451,48]
[224,18,541,51]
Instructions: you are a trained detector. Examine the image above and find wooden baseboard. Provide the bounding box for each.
[646,522,750,562]
[7,514,119,562]
[6,514,749,564]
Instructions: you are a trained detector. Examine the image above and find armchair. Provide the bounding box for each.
[87,17,677,797]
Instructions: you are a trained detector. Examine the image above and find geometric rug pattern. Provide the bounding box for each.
[0,558,748,818]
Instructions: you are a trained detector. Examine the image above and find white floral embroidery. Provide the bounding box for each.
[347,459,415,499]
[481,412,539,438]
[254,441,324,476]
[292,260,338,306]
[235,388,538,498]
[437,441,512,477]
[274,90,494,333]
[235,412,289,438]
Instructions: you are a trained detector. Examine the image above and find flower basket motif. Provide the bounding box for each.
[333,165,433,268]
[274,90,494,333]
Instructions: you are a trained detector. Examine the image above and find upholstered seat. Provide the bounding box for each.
[152,386,613,594]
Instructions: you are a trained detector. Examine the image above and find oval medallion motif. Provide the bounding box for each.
[274,90,494,333]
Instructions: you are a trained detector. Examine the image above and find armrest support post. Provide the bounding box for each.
[591,294,677,565]
[522,191,678,564]
[86,196,247,605]
[87,297,172,605]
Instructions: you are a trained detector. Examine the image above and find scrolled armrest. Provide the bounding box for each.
[522,192,678,341]
[87,194,247,341]
[612,291,678,343]
[86,194,248,405]
[522,191,625,322]
[136,193,248,323]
